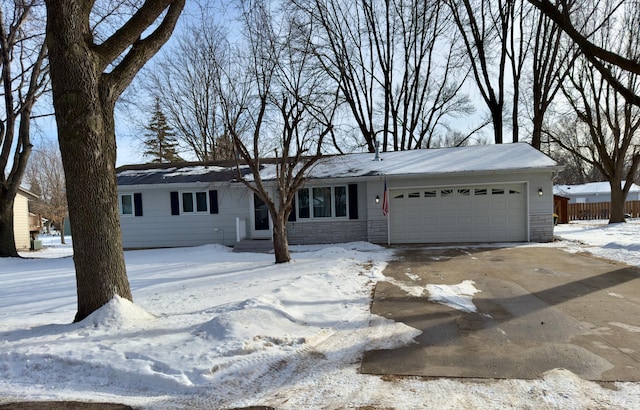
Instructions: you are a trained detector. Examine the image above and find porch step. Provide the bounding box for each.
[233,239,274,253]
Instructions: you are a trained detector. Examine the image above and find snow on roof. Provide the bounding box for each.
[117,143,559,186]
[554,181,640,196]
[302,143,559,179]
[117,164,253,186]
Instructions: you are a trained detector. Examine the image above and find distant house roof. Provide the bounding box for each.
[17,186,39,200]
[554,181,640,196]
[117,143,560,186]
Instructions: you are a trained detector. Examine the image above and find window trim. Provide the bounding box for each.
[119,193,134,216]
[180,191,209,214]
[119,193,142,217]
[296,185,349,220]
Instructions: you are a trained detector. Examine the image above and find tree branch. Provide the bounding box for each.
[101,0,185,99]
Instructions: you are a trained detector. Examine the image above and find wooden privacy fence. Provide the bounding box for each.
[567,201,640,220]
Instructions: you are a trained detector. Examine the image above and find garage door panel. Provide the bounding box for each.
[390,183,527,244]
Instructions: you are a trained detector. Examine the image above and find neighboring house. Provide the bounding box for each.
[553,181,640,204]
[14,187,40,251]
[116,143,562,248]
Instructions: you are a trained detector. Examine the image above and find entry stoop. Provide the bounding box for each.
[233,239,274,253]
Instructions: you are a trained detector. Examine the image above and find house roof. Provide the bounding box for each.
[289,142,560,180]
[117,143,560,186]
[116,161,256,186]
[554,181,640,196]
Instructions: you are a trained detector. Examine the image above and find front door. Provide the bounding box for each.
[251,193,272,239]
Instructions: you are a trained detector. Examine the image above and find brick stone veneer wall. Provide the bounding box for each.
[286,220,368,245]
[367,219,388,244]
[530,212,553,242]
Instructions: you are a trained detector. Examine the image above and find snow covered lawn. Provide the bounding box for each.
[1,222,639,409]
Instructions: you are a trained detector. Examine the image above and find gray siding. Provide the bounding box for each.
[119,185,251,248]
[119,169,557,248]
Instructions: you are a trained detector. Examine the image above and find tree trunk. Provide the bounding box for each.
[0,196,19,257]
[272,214,291,264]
[609,180,627,223]
[490,106,504,144]
[531,114,543,150]
[60,218,66,244]
[46,2,132,322]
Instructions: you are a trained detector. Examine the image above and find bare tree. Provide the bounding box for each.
[528,0,576,150]
[446,0,517,144]
[528,0,640,107]
[301,0,472,152]
[144,7,234,161]
[219,0,336,263]
[545,123,600,185]
[304,0,377,152]
[45,0,185,322]
[387,1,474,150]
[0,1,48,257]
[507,1,533,143]
[551,8,640,223]
[24,140,68,243]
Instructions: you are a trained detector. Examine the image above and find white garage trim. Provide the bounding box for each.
[387,181,529,244]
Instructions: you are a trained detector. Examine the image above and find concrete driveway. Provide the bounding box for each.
[361,247,640,381]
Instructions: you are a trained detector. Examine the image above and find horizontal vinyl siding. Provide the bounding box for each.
[119,187,251,248]
[13,194,31,250]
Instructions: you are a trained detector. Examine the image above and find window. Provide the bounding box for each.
[182,191,208,213]
[120,194,133,216]
[196,192,208,211]
[408,191,420,198]
[335,186,347,217]
[120,193,142,216]
[424,190,437,198]
[297,186,348,219]
[394,193,405,199]
[298,188,310,218]
[492,188,505,195]
[509,187,521,195]
[458,189,470,196]
[313,187,332,218]
[441,189,454,197]
[475,188,487,196]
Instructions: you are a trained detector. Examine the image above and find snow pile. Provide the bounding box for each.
[81,295,156,330]
[1,223,639,408]
[554,220,640,267]
[426,280,481,313]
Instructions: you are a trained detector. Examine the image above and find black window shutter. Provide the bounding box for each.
[288,197,296,221]
[348,184,358,220]
[134,193,143,217]
[170,191,180,215]
[209,190,219,214]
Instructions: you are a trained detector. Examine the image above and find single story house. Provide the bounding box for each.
[116,143,562,248]
[14,187,40,251]
[553,181,640,204]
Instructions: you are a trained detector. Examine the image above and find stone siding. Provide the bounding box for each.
[530,212,553,242]
[286,220,368,245]
[367,219,388,244]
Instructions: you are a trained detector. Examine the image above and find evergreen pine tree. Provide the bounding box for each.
[143,98,182,163]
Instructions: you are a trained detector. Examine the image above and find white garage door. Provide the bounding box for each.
[389,184,527,243]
